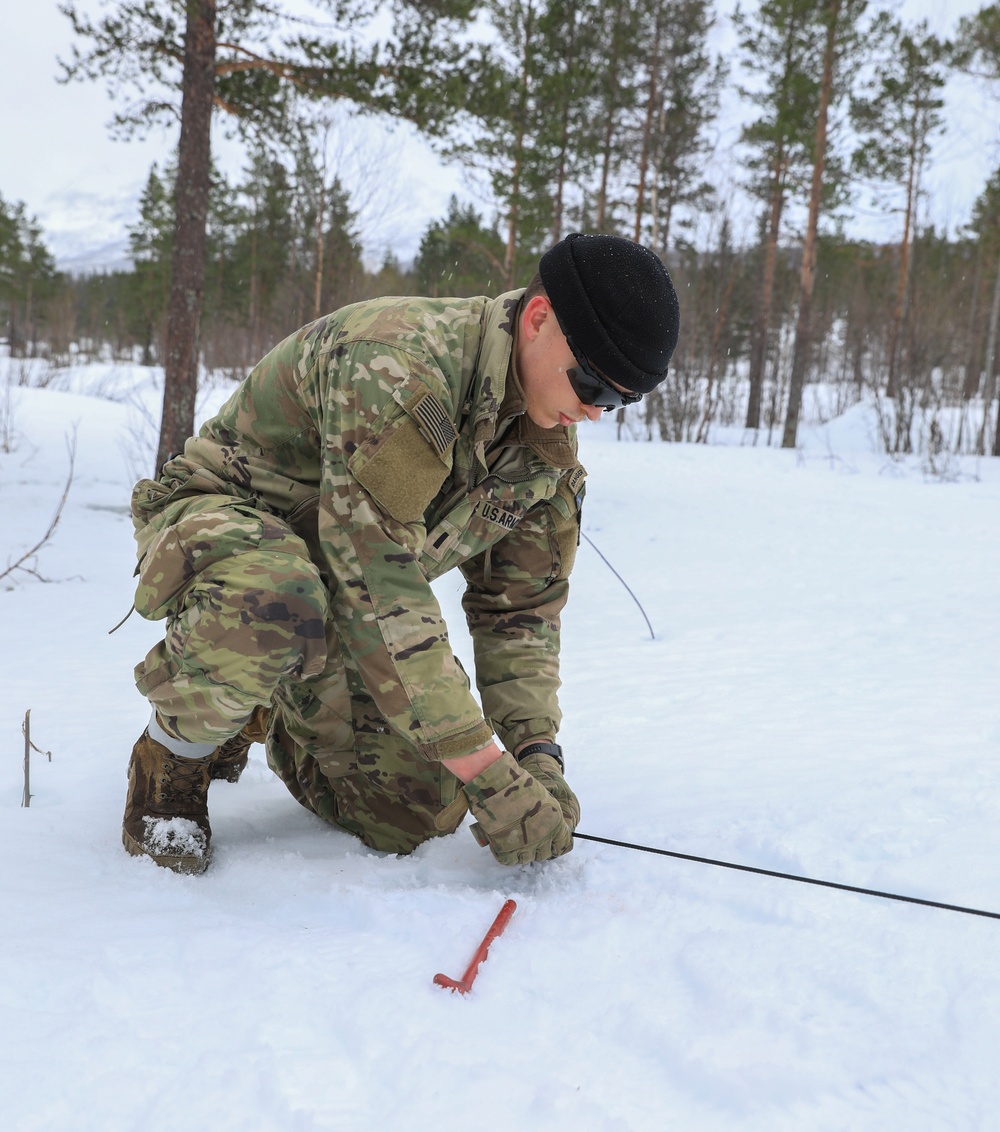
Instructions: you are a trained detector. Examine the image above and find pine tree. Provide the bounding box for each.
[534,0,601,243]
[956,3,1000,454]
[315,178,365,317]
[369,250,416,298]
[60,0,492,472]
[781,0,869,450]
[233,149,295,359]
[202,165,243,363]
[734,0,826,432]
[852,18,949,423]
[632,0,726,253]
[127,164,175,365]
[286,125,366,324]
[454,0,552,287]
[414,197,506,296]
[0,194,57,357]
[584,0,643,234]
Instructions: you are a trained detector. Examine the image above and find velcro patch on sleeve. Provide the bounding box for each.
[408,388,458,459]
[352,418,451,523]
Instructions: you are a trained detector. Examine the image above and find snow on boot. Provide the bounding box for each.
[122,729,214,874]
[210,704,271,783]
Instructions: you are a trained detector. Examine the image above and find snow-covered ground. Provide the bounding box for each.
[2,361,999,1131]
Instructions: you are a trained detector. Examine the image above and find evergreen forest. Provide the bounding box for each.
[3,0,1000,458]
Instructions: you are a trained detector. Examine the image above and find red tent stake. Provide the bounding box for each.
[433,898,517,994]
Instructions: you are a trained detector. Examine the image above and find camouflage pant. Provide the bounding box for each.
[134,496,466,854]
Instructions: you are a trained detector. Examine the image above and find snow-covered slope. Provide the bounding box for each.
[2,367,999,1131]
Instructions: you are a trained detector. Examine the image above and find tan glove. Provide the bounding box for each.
[463,751,573,865]
[517,751,580,831]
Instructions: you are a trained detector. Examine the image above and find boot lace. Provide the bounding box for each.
[159,755,210,811]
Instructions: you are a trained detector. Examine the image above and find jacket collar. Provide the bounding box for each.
[475,291,576,471]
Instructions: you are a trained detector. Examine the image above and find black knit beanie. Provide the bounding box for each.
[539,233,680,394]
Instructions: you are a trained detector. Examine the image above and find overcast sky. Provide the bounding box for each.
[1,0,995,273]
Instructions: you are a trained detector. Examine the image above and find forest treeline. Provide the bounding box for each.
[3,0,1000,458]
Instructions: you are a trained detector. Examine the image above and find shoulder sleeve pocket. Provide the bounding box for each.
[349,387,456,523]
[550,463,587,579]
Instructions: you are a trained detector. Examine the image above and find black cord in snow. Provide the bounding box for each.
[581,532,655,640]
[572,832,1000,922]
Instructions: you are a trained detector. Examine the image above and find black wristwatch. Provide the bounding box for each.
[515,741,564,772]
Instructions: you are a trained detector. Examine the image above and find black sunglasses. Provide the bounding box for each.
[563,332,642,413]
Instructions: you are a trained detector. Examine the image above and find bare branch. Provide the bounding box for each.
[0,428,77,585]
[215,41,304,80]
[21,709,52,809]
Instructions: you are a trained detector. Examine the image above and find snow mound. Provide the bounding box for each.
[142,815,208,858]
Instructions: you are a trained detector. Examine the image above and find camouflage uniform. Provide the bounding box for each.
[131,291,586,854]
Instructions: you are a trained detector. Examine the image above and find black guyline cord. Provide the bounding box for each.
[572,832,1000,922]
[573,537,993,918]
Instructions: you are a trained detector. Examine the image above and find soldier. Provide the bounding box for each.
[122,232,680,874]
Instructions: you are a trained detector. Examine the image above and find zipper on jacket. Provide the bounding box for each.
[491,468,543,486]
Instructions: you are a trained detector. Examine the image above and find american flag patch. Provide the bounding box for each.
[409,390,458,457]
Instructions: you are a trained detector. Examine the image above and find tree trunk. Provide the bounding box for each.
[552,4,577,243]
[993,378,1000,456]
[313,185,326,321]
[248,221,258,360]
[650,102,664,249]
[25,277,34,355]
[505,1,535,289]
[596,109,614,230]
[962,239,983,402]
[505,152,523,289]
[781,0,839,450]
[746,153,786,430]
[886,126,918,401]
[156,0,216,474]
[977,252,1000,455]
[8,293,19,358]
[634,6,663,243]
[595,18,622,233]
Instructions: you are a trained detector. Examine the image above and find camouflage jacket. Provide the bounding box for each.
[132,291,587,763]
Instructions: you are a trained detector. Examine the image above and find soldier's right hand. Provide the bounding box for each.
[463,751,573,865]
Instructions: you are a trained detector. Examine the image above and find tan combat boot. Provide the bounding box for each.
[210,704,272,783]
[122,729,215,875]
